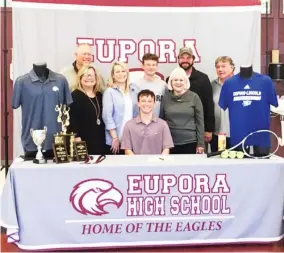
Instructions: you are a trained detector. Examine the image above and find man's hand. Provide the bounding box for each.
[125,149,135,155]
[74,137,82,142]
[196,147,204,154]
[204,132,212,142]
[161,148,170,155]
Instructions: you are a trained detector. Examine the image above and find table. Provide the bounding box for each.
[1,155,284,251]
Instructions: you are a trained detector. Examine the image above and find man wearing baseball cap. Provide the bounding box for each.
[166,47,214,144]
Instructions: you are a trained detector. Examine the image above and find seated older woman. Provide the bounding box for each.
[160,67,204,154]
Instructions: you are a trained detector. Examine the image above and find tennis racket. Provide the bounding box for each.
[207,130,280,159]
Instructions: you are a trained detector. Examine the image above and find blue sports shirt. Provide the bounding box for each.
[218,73,278,147]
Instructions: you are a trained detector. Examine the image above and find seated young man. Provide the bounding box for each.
[121,89,174,155]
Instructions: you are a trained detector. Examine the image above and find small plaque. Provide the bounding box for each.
[53,143,69,163]
[74,141,88,161]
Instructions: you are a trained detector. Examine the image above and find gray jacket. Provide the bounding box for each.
[211,79,230,137]
[160,90,204,147]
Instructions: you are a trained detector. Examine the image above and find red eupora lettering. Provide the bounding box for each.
[127,174,230,195]
[76,38,201,63]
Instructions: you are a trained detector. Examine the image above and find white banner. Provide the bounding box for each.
[12,1,261,158]
[2,156,284,250]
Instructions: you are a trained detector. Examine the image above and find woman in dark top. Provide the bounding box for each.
[68,65,108,155]
[160,67,204,154]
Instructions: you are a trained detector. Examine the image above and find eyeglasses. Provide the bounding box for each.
[83,74,96,78]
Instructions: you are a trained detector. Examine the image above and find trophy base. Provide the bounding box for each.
[68,156,76,162]
[33,158,47,164]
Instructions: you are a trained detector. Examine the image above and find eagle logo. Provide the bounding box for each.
[69,179,123,216]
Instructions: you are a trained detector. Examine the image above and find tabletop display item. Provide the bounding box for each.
[53,104,76,163]
[30,126,47,164]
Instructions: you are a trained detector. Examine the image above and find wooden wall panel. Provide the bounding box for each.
[0,7,13,164]
[261,0,284,156]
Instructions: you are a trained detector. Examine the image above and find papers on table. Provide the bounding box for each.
[147,156,173,162]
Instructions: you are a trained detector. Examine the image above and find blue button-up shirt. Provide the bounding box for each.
[102,84,139,146]
[12,69,73,152]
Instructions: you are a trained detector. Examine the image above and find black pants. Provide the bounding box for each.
[171,142,197,154]
[210,135,231,152]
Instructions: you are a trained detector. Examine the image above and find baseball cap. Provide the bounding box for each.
[178,47,194,57]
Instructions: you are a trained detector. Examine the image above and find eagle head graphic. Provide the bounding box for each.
[69,179,123,216]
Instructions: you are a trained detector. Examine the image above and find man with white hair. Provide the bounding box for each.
[60,43,105,91]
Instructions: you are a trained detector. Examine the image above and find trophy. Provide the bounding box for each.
[55,104,69,135]
[30,126,47,164]
[54,104,76,162]
[53,132,69,163]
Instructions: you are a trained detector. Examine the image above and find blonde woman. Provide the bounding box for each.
[160,67,204,154]
[68,65,107,155]
[102,62,139,154]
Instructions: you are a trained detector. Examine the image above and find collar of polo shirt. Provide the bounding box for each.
[135,115,158,124]
[29,69,57,82]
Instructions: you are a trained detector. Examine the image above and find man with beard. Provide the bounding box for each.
[166,47,214,144]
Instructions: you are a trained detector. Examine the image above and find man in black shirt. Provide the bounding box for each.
[166,47,214,143]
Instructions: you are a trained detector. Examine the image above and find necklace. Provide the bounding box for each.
[87,96,101,125]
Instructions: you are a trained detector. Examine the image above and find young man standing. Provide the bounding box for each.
[131,53,167,116]
[121,89,174,155]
